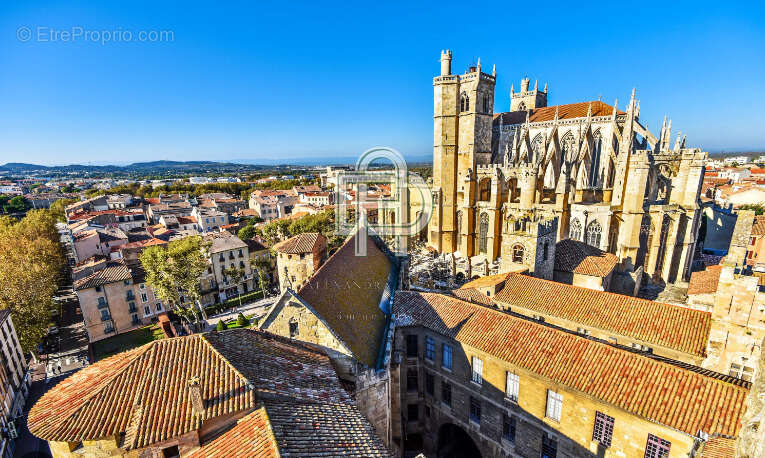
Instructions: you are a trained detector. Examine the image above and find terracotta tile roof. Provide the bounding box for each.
[751,215,765,236]
[459,272,509,289]
[273,232,326,254]
[494,274,711,356]
[393,291,748,437]
[493,101,624,126]
[554,239,619,277]
[190,407,279,458]
[296,233,393,367]
[451,287,494,305]
[73,262,132,290]
[245,238,268,252]
[29,329,389,455]
[688,265,723,295]
[700,436,737,458]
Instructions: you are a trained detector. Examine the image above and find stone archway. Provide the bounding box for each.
[437,423,482,458]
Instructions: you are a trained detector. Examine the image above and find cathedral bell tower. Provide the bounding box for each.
[510,77,548,112]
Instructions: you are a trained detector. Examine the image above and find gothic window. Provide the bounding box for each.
[460,92,469,112]
[483,94,490,113]
[570,218,582,241]
[586,220,602,248]
[478,213,489,254]
[543,241,549,260]
[456,211,463,242]
[531,134,544,162]
[478,178,491,201]
[517,102,527,111]
[589,132,602,187]
[512,244,524,263]
[561,132,577,162]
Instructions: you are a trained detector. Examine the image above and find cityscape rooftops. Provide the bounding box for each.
[554,238,619,277]
[273,232,326,254]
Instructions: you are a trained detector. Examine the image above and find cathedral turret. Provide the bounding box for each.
[510,77,548,112]
[440,49,452,76]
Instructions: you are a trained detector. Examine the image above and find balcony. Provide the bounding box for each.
[101,314,112,322]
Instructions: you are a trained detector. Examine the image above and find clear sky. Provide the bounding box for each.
[1,1,764,165]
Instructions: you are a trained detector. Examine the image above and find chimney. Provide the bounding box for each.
[188,376,204,415]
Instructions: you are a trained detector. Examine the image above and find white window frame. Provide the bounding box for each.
[505,372,519,402]
[546,390,563,422]
[471,356,483,385]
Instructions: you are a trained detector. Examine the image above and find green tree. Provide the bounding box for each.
[0,209,64,352]
[236,313,249,327]
[250,257,272,298]
[216,320,226,331]
[140,236,211,328]
[49,198,77,222]
[238,225,256,240]
[223,266,246,311]
[4,195,30,213]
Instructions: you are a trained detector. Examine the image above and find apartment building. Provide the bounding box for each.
[190,207,228,232]
[74,260,164,343]
[204,231,254,302]
[0,312,29,458]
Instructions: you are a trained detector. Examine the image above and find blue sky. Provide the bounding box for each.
[1,1,764,165]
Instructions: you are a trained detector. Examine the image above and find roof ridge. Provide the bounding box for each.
[410,291,743,387]
[504,273,709,316]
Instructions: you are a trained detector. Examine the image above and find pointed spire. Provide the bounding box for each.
[543,82,548,92]
[636,100,641,118]
[492,63,496,77]
[612,98,618,122]
[553,105,559,123]
[534,79,538,91]
[525,109,530,127]
[476,57,481,72]
[510,84,514,96]
[586,101,593,119]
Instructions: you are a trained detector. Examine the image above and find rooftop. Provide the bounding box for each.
[493,273,711,356]
[554,239,619,277]
[28,329,389,456]
[688,265,724,296]
[493,101,625,126]
[204,231,247,253]
[74,261,132,290]
[393,291,748,438]
[273,232,326,254]
[294,232,394,368]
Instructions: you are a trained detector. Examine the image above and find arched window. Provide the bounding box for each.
[460,92,470,112]
[561,132,577,162]
[456,211,462,239]
[586,220,602,248]
[478,178,492,201]
[483,94,490,113]
[543,241,549,260]
[478,213,489,254]
[512,244,525,263]
[531,134,544,162]
[589,132,602,187]
[517,102,527,111]
[570,218,582,241]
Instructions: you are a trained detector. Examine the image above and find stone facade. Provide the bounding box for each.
[394,325,703,458]
[428,50,706,285]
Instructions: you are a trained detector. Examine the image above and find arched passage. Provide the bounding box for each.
[437,423,482,458]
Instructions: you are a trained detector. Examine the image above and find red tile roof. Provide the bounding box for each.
[393,291,748,437]
[28,329,389,456]
[554,239,619,277]
[451,287,494,305]
[273,232,326,254]
[688,265,723,296]
[189,407,279,458]
[494,274,711,356]
[459,272,509,289]
[700,436,737,458]
[752,215,765,236]
[493,101,624,125]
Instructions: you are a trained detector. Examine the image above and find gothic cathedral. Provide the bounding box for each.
[428,50,706,283]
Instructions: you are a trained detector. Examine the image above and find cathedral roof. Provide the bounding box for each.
[493,101,625,126]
